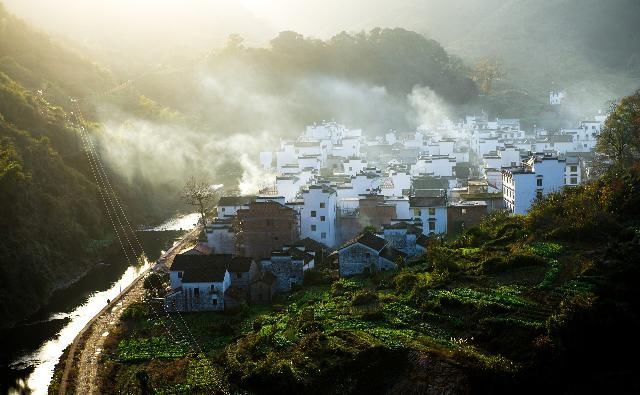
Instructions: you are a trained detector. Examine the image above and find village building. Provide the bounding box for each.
[409,191,448,235]
[336,233,407,277]
[205,218,235,254]
[447,201,488,234]
[502,153,566,214]
[300,185,338,247]
[260,247,314,292]
[379,221,425,257]
[250,272,278,304]
[216,195,256,219]
[235,200,299,260]
[165,254,250,312]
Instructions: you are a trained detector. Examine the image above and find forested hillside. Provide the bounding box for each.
[133,28,478,136]
[0,4,179,327]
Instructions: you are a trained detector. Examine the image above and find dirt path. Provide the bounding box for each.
[58,227,201,395]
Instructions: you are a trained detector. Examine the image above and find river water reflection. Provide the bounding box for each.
[1,214,197,394]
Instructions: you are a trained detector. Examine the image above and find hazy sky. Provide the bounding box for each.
[1,0,494,53]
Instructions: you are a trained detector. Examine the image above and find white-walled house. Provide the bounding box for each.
[343,158,368,177]
[205,219,235,254]
[381,171,411,197]
[166,254,241,312]
[380,222,425,257]
[564,156,583,186]
[276,176,302,202]
[300,185,338,247]
[409,193,448,235]
[337,233,406,277]
[502,154,567,214]
[217,196,256,219]
[384,196,411,219]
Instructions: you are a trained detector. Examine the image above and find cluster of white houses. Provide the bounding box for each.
[164,114,605,311]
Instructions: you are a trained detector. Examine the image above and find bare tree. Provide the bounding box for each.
[181,177,217,224]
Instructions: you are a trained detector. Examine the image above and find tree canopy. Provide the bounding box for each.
[595,90,640,172]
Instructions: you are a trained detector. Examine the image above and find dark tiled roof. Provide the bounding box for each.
[170,254,230,271]
[339,232,387,252]
[218,195,256,206]
[409,196,447,207]
[182,264,227,283]
[289,247,315,264]
[227,257,254,273]
[171,254,253,282]
[379,246,408,263]
[294,237,331,253]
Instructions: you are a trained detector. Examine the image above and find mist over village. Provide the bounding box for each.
[1,1,639,394]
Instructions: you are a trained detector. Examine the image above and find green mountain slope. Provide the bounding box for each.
[0,4,177,327]
[0,69,108,326]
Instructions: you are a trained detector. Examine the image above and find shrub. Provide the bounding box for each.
[331,278,360,296]
[480,256,507,274]
[429,246,461,273]
[508,253,547,269]
[120,302,149,321]
[303,268,332,286]
[393,271,418,292]
[351,290,378,306]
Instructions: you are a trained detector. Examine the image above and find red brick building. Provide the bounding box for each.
[235,201,299,260]
[447,201,488,235]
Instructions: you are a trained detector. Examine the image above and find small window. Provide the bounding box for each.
[349,167,353,171]
[237,272,243,279]
[212,298,217,305]
[311,225,317,231]
[311,210,317,217]
[320,215,326,221]
[570,177,577,184]
[178,271,183,278]
[570,166,577,173]
[537,178,543,187]
[428,208,436,216]
[413,208,421,217]
[461,208,467,214]
[210,284,216,292]
[320,202,326,208]
[365,252,371,259]
[194,288,200,297]
[429,221,436,231]
[221,207,225,212]
[321,232,327,239]
[536,191,543,199]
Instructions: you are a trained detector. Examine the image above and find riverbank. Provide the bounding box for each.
[49,226,201,395]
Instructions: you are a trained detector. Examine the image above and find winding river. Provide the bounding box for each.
[1,213,200,395]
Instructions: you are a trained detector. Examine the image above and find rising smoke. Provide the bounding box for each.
[95,70,431,194]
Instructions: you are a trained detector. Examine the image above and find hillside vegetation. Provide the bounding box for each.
[132,28,478,136]
[90,164,640,393]
[0,4,182,327]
